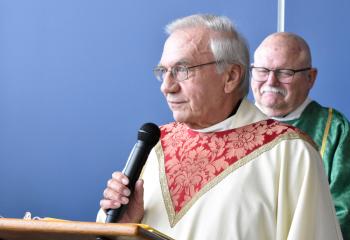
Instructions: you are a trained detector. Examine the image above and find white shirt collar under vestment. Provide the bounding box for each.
[195,98,268,133]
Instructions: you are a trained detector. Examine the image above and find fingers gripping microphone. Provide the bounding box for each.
[105,123,161,223]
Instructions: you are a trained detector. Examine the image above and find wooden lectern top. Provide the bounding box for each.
[0,218,174,240]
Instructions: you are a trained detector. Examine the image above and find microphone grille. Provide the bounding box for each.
[138,122,161,147]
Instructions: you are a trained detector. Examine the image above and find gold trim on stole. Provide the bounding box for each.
[154,132,314,227]
[320,108,333,158]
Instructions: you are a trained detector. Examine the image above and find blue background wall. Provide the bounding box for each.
[0,0,348,221]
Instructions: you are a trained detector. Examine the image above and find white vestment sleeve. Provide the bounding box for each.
[96,208,107,223]
[274,139,343,240]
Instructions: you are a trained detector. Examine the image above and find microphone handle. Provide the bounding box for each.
[105,141,151,223]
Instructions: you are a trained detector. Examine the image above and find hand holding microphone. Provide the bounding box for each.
[100,123,160,223]
[101,172,145,223]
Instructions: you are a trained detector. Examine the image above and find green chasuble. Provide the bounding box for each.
[284,100,350,239]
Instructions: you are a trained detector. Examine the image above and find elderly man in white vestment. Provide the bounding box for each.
[97,14,342,240]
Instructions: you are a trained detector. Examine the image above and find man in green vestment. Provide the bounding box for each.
[251,32,350,239]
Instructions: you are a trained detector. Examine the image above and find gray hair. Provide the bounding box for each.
[165,14,250,95]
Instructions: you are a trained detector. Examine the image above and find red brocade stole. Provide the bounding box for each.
[159,119,310,215]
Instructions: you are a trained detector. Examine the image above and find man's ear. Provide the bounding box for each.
[307,68,317,90]
[224,64,243,93]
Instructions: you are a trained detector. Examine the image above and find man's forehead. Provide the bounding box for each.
[161,28,213,64]
[257,35,305,57]
[254,41,307,66]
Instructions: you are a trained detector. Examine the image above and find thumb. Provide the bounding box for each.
[120,179,145,223]
[124,179,144,223]
[133,179,144,206]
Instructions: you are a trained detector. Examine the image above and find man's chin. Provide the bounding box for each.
[260,99,283,109]
[172,112,186,123]
[173,111,195,125]
[261,105,287,117]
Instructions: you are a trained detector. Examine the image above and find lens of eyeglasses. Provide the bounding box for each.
[275,69,294,79]
[174,66,188,81]
[251,67,295,83]
[251,68,269,81]
[153,66,189,82]
[153,68,165,82]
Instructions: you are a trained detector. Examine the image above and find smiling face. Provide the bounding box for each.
[159,27,240,129]
[251,33,317,117]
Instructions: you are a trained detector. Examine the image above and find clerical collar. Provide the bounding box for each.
[255,98,312,121]
[195,99,243,133]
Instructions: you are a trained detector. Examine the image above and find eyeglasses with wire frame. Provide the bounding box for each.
[250,66,311,83]
[153,61,219,82]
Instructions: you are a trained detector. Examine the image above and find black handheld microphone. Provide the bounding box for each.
[105,122,161,223]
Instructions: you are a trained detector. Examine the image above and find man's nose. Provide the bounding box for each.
[160,71,180,94]
[265,70,279,84]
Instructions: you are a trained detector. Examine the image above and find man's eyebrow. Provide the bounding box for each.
[157,60,191,68]
[175,60,191,65]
